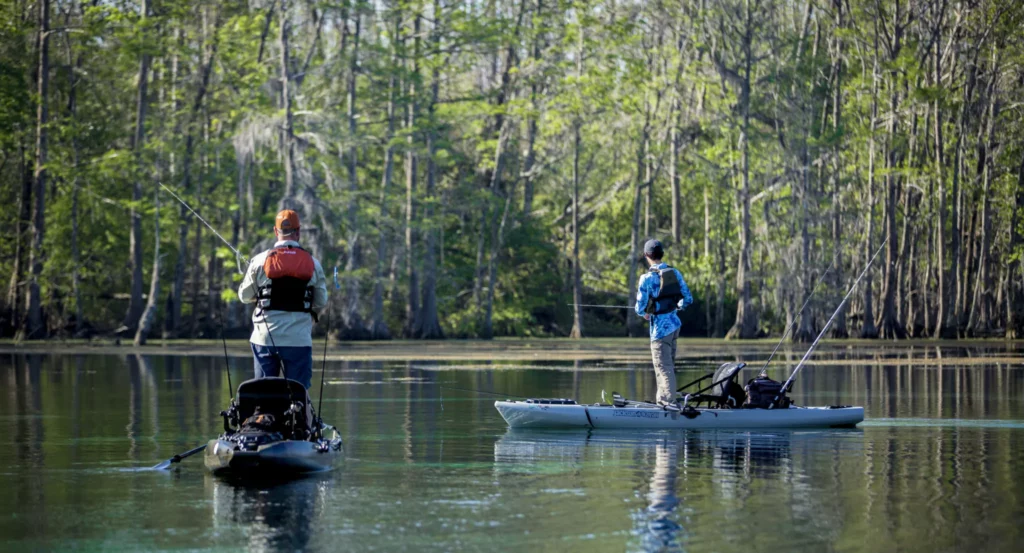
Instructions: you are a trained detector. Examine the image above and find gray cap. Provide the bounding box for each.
[643,239,664,256]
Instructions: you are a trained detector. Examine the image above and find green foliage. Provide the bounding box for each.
[2,0,1023,339]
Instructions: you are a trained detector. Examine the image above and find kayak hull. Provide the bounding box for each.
[495,400,863,430]
[204,437,343,476]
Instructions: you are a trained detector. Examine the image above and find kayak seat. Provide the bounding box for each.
[683,362,748,408]
[235,377,314,435]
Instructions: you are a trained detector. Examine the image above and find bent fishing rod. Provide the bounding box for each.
[163,181,290,378]
[160,183,249,274]
[773,237,889,406]
[148,187,258,470]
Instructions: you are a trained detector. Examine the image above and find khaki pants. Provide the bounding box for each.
[651,330,679,404]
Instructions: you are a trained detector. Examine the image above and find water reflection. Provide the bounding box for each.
[494,429,865,552]
[207,475,331,552]
[1,347,1023,552]
[635,439,683,553]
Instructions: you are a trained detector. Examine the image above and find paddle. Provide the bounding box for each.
[149,444,207,471]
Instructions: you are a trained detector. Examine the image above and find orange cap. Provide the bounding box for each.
[275,209,301,231]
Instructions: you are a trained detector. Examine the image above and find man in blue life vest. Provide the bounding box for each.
[634,239,693,407]
[238,209,328,389]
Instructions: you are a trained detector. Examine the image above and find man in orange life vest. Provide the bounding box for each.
[238,210,328,389]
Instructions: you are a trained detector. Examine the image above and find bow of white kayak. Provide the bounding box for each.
[495,400,863,430]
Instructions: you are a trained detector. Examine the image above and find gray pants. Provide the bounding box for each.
[651,330,679,404]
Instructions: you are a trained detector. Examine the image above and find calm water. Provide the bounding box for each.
[2,343,1024,552]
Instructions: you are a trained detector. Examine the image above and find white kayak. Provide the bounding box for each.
[495,399,863,430]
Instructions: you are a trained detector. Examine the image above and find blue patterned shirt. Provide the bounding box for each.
[634,263,693,341]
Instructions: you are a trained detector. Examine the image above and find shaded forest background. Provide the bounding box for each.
[2,0,1023,343]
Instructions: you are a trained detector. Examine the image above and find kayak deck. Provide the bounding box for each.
[204,436,343,476]
[495,400,863,429]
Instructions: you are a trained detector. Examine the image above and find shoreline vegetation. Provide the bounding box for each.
[2,338,1021,364]
[2,1,1023,343]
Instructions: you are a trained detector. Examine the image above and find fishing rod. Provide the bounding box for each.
[774,237,889,406]
[148,286,238,471]
[219,304,234,403]
[567,303,688,312]
[757,257,837,375]
[159,182,249,274]
[163,181,289,378]
[316,267,340,428]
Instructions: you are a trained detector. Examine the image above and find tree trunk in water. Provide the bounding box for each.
[122,0,152,335]
[279,0,297,208]
[726,4,756,340]
[829,0,847,338]
[714,200,729,338]
[670,94,681,245]
[403,12,421,337]
[67,32,84,334]
[944,119,964,336]
[933,88,954,335]
[340,9,369,339]
[169,12,220,336]
[861,22,879,339]
[415,2,444,340]
[371,10,400,340]
[521,0,544,220]
[877,13,905,340]
[23,0,50,339]
[878,134,904,338]
[482,123,512,340]
[974,52,997,333]
[165,17,219,338]
[795,142,813,343]
[625,123,649,338]
[1007,151,1024,338]
[134,187,161,345]
[704,185,712,336]
[6,145,32,332]
[70,151,82,333]
[188,118,207,336]
[481,7,524,339]
[569,121,584,339]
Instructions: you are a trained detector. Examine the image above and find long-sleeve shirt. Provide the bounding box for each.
[634,263,693,341]
[238,240,329,347]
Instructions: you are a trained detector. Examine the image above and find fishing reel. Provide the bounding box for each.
[220,401,240,434]
[284,401,311,440]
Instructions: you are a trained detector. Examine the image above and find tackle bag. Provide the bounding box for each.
[744,377,791,409]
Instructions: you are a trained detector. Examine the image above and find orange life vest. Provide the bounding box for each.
[256,245,317,319]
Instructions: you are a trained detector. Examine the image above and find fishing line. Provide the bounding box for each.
[758,256,837,375]
[164,179,282,379]
[438,384,530,400]
[316,267,340,427]
[776,237,889,403]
